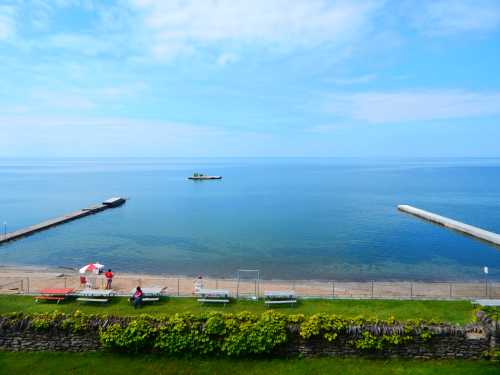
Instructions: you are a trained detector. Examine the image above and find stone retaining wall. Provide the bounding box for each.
[0,330,100,352]
[282,335,491,359]
[0,324,497,358]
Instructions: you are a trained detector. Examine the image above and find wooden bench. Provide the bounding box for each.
[77,298,109,303]
[34,296,66,304]
[198,298,230,305]
[265,299,297,306]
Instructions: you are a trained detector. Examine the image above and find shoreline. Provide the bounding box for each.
[0,264,498,283]
[1,265,498,299]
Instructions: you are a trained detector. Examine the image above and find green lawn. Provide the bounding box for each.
[0,299,490,374]
[0,295,474,323]
[0,353,497,375]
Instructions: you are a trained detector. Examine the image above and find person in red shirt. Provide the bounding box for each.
[105,269,114,290]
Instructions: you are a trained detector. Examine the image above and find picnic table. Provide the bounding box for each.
[77,289,116,304]
[196,288,230,305]
[129,287,167,303]
[264,290,297,307]
[34,288,74,304]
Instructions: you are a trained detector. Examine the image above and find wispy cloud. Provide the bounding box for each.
[0,115,216,134]
[0,114,280,157]
[5,0,500,63]
[325,90,500,123]
[0,82,149,115]
[131,0,384,59]
[3,1,136,56]
[410,0,500,36]
[0,5,16,40]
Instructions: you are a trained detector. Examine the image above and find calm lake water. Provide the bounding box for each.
[0,158,499,281]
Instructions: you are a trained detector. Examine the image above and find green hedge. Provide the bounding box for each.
[0,311,448,356]
[100,311,289,355]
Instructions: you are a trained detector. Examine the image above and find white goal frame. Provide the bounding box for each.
[236,269,260,300]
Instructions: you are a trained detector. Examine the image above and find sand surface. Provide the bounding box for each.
[1,265,498,299]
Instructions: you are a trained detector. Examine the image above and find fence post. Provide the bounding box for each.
[410,282,413,298]
[449,283,453,298]
[332,280,335,298]
[371,281,374,298]
[20,279,24,293]
[27,277,30,294]
[177,278,180,296]
[64,277,67,288]
[216,279,218,289]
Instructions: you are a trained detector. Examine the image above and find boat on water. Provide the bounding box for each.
[188,173,222,180]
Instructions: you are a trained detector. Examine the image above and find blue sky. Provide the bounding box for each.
[1,0,500,157]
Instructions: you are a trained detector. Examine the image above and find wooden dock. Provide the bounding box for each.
[0,197,126,245]
[398,204,500,247]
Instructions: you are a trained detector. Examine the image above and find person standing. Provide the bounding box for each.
[105,269,114,290]
[193,275,203,294]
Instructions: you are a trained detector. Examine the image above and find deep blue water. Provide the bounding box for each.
[0,158,499,281]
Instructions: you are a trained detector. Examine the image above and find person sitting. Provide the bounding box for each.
[104,269,114,290]
[130,286,143,309]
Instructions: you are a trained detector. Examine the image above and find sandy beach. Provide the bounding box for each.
[0,265,498,300]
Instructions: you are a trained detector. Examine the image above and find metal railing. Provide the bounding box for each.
[0,275,498,300]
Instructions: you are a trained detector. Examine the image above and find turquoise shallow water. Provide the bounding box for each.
[0,158,499,281]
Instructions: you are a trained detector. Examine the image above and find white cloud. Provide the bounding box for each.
[0,5,15,40]
[130,0,384,59]
[411,0,500,35]
[325,90,500,123]
[4,0,500,63]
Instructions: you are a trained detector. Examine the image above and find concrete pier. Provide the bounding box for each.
[0,197,126,245]
[398,204,500,247]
